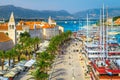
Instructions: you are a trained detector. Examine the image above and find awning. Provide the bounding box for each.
[24,59,36,67]
[4,71,16,77]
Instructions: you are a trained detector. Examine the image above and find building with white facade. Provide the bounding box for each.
[0,12,64,50]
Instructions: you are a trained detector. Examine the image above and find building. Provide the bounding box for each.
[0,12,64,50]
[114,18,120,25]
[106,18,113,25]
[0,32,14,50]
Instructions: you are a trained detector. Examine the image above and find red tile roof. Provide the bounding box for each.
[24,21,41,30]
[16,25,23,30]
[0,23,8,30]
[114,18,120,25]
[42,23,55,28]
[0,32,11,42]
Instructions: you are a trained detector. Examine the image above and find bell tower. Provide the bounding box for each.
[8,12,17,45]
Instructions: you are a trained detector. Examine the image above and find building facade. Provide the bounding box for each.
[0,12,64,50]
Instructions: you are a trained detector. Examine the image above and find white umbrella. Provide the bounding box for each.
[11,68,19,72]
[24,59,35,67]
[16,66,24,71]
[4,71,16,77]
[0,71,5,75]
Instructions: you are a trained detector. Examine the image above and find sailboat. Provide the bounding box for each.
[83,5,120,80]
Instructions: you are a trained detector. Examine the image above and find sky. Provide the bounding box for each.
[0,0,120,13]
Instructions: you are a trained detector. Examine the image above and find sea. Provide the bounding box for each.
[57,20,120,44]
[57,20,97,32]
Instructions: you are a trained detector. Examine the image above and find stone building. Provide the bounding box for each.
[0,12,64,50]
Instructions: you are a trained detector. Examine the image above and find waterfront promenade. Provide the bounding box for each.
[13,38,91,80]
[50,38,91,80]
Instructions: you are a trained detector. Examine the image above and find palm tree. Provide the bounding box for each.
[37,59,50,72]
[0,50,5,70]
[11,48,18,67]
[34,37,40,50]
[32,68,48,80]
[24,37,33,60]
[38,51,54,62]
[32,31,72,80]
[32,37,40,52]
[6,48,18,67]
[32,58,50,80]
[15,44,23,61]
[19,32,30,47]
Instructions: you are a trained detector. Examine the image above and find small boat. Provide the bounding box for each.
[65,21,67,24]
[74,21,77,24]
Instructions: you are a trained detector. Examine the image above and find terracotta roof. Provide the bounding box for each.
[36,25,41,29]
[0,32,11,42]
[42,23,55,28]
[24,21,41,25]
[24,21,41,30]
[19,21,24,25]
[0,23,8,30]
[114,18,120,25]
[16,25,23,30]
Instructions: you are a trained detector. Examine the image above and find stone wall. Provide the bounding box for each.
[0,40,14,51]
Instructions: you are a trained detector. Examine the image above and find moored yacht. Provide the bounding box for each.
[80,6,120,80]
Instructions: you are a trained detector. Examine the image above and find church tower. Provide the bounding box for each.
[8,12,17,45]
[48,16,52,25]
[48,16,56,25]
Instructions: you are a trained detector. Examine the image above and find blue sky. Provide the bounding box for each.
[0,0,120,13]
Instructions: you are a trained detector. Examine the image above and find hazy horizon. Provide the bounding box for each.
[1,0,120,13]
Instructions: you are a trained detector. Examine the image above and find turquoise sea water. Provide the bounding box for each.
[57,20,96,32]
[57,20,120,43]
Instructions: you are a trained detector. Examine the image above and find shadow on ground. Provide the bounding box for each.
[56,78,65,80]
[51,68,67,79]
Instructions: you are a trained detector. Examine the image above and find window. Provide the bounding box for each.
[9,25,11,29]
[6,32,8,36]
[12,25,14,29]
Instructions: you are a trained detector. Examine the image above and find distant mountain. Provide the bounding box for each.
[73,8,120,19]
[1,5,120,20]
[0,5,73,19]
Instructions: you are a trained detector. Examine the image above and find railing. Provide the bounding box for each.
[91,62,120,74]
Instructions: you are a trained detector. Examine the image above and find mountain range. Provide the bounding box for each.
[1,5,120,20]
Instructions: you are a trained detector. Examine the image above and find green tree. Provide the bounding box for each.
[15,44,23,61]
[0,50,5,70]
[32,68,48,80]
[24,37,33,60]
[32,37,40,51]
[6,48,17,66]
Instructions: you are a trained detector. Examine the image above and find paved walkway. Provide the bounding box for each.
[13,70,34,80]
[50,39,91,80]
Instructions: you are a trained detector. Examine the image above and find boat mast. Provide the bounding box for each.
[100,9,102,59]
[102,4,105,60]
[106,6,108,59]
[87,14,89,44]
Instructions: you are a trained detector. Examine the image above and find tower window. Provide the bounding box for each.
[12,25,14,29]
[9,25,11,29]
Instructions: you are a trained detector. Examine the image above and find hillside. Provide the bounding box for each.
[0,5,73,19]
[1,5,120,20]
[74,8,120,19]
